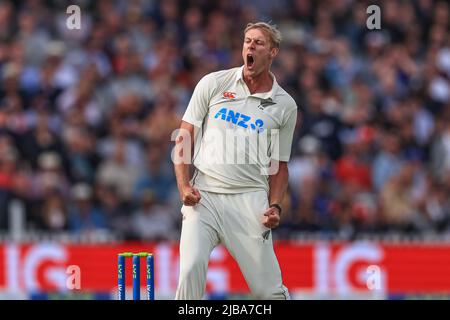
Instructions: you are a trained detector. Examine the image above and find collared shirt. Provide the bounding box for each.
[182,66,298,194]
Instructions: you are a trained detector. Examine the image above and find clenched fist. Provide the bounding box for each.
[180,185,201,206]
[262,206,281,228]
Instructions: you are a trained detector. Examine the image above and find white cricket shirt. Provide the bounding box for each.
[182,66,297,194]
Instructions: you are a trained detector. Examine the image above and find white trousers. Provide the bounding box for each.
[175,190,290,300]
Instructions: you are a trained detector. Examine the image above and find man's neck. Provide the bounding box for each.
[243,69,273,94]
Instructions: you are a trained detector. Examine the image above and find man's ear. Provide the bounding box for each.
[270,47,279,59]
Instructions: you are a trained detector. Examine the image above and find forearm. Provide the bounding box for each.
[175,162,191,190]
[173,121,196,192]
[268,162,289,206]
[174,148,201,206]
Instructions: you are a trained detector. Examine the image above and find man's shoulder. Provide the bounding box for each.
[199,67,240,93]
[206,67,240,81]
[274,85,298,113]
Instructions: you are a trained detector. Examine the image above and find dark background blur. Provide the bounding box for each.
[0,0,449,244]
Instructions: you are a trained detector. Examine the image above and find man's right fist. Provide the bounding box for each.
[180,185,201,206]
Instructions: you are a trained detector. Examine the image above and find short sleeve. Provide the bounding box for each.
[272,107,298,162]
[182,74,216,127]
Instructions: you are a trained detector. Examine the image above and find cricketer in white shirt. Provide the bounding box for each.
[174,22,297,300]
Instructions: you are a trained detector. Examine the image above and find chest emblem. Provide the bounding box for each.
[214,107,264,133]
[222,91,236,99]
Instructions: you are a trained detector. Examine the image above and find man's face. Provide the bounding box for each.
[242,28,278,77]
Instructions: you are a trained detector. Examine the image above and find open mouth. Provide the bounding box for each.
[247,54,254,68]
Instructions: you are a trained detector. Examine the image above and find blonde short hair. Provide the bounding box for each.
[244,22,282,48]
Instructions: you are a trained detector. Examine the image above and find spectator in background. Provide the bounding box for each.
[379,162,429,232]
[67,183,107,233]
[97,115,144,169]
[288,135,322,192]
[31,151,71,201]
[0,1,14,41]
[335,127,372,191]
[0,143,18,230]
[16,9,50,67]
[130,189,176,241]
[96,183,131,239]
[431,118,450,183]
[0,0,448,240]
[37,190,68,232]
[372,128,402,191]
[290,175,327,231]
[298,89,343,160]
[409,94,435,153]
[63,126,101,184]
[96,138,139,201]
[0,133,35,230]
[133,142,176,204]
[56,65,103,129]
[0,136,17,192]
[21,109,68,171]
[424,180,450,232]
[140,92,181,144]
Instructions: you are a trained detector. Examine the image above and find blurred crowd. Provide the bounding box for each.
[0,0,449,240]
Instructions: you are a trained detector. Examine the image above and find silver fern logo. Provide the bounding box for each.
[258,99,276,110]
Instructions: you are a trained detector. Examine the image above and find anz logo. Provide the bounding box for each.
[214,107,264,133]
